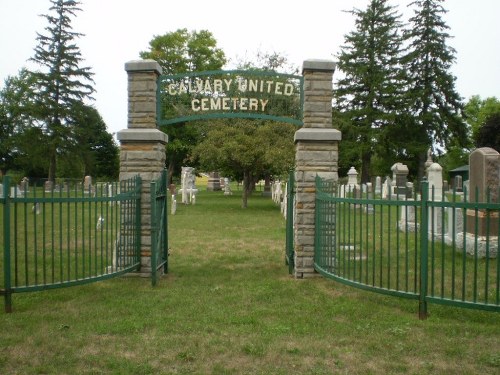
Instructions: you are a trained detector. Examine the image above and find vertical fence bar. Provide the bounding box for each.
[3,177,12,312]
[151,179,158,286]
[135,176,142,270]
[162,171,169,274]
[419,181,429,319]
[286,172,295,274]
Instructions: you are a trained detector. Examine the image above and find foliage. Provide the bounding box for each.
[0,1,116,181]
[140,29,227,184]
[191,120,295,208]
[28,0,95,181]
[334,0,405,183]
[463,95,500,147]
[69,103,119,179]
[0,70,39,176]
[476,112,500,152]
[402,0,468,177]
[335,0,470,182]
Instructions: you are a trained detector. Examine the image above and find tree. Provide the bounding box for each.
[140,29,226,183]
[69,103,119,179]
[0,69,47,176]
[403,0,468,179]
[191,120,296,208]
[29,0,95,182]
[334,0,405,183]
[463,95,500,145]
[475,113,500,152]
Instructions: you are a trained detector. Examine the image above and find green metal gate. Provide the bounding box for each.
[150,169,168,286]
[1,175,142,312]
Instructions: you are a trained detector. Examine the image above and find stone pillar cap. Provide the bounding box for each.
[302,59,336,73]
[294,128,341,143]
[117,128,168,143]
[125,59,162,75]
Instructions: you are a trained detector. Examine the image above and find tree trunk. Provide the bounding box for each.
[48,148,56,183]
[360,151,371,184]
[168,159,175,185]
[242,170,252,208]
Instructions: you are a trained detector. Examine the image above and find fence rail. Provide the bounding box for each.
[1,175,142,312]
[314,176,500,318]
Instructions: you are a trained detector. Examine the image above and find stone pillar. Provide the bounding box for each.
[293,60,341,278]
[117,60,168,275]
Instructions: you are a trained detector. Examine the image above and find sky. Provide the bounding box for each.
[1,0,499,138]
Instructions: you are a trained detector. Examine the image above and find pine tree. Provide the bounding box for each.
[29,0,94,182]
[403,0,467,178]
[334,0,405,183]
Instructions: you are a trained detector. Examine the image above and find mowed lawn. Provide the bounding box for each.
[0,188,499,374]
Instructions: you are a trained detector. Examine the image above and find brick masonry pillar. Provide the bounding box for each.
[293,60,341,278]
[117,60,168,275]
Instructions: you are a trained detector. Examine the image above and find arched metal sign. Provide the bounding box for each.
[156,69,303,126]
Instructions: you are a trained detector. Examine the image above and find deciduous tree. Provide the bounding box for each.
[140,29,226,183]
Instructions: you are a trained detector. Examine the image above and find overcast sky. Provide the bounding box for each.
[1,0,499,137]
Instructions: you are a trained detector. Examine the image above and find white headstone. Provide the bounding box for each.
[427,162,443,200]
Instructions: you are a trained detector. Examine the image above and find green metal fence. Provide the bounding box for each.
[151,170,168,286]
[314,176,500,318]
[1,175,142,312]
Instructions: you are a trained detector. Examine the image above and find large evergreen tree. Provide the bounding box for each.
[403,0,467,178]
[334,0,405,183]
[29,0,94,182]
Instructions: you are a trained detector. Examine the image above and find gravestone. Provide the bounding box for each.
[424,148,433,176]
[393,163,409,196]
[180,167,198,204]
[347,166,358,188]
[466,147,499,236]
[391,162,409,197]
[223,177,232,196]
[427,162,445,235]
[427,162,443,200]
[20,177,29,193]
[169,184,177,214]
[44,180,54,192]
[206,171,221,191]
[83,175,92,194]
[382,176,391,199]
[375,176,382,195]
[454,175,463,192]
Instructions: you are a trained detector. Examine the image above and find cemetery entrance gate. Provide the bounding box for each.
[139,59,340,279]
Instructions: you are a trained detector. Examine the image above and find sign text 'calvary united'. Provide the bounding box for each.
[157,70,303,126]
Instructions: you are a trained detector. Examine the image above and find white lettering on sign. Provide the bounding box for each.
[167,75,298,116]
[191,97,270,112]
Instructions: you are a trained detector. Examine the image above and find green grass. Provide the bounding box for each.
[1,189,499,374]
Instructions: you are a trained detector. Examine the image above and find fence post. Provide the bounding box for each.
[2,176,12,313]
[150,180,158,286]
[286,171,295,274]
[419,180,429,319]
